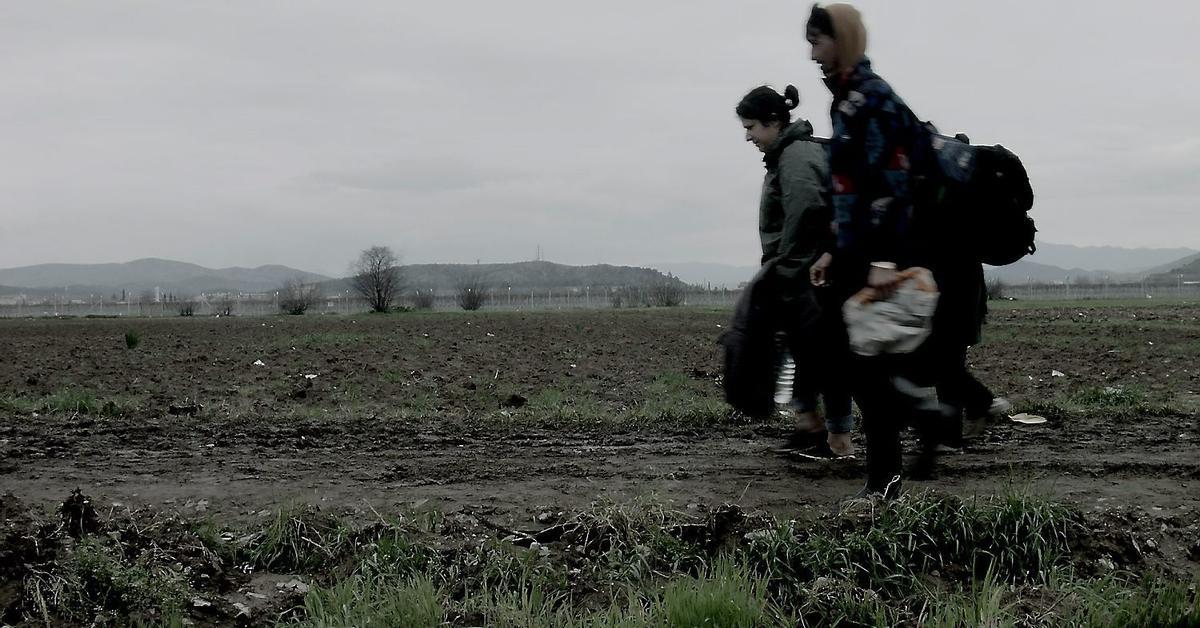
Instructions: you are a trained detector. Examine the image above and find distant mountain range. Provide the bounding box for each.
[1012,243,1197,274]
[985,246,1200,284]
[0,259,330,297]
[0,242,1196,297]
[0,258,684,298]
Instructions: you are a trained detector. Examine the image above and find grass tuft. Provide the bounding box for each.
[242,504,352,573]
[291,575,442,628]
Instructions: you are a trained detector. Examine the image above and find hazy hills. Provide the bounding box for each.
[0,259,330,296]
[656,243,1200,287]
[0,258,684,298]
[0,241,1195,298]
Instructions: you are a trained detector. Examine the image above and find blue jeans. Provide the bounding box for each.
[784,307,855,435]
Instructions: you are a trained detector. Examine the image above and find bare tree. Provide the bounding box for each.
[412,289,435,310]
[455,270,489,311]
[137,289,156,315]
[648,282,684,307]
[986,277,1007,301]
[350,246,403,313]
[278,277,321,315]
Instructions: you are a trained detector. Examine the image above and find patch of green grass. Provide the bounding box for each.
[291,575,442,628]
[25,538,191,624]
[520,387,609,425]
[1069,574,1200,628]
[653,559,775,628]
[447,539,569,603]
[289,573,441,628]
[922,568,1015,628]
[354,523,439,578]
[529,387,568,410]
[746,490,1078,595]
[788,577,897,627]
[186,517,238,566]
[42,388,102,414]
[398,389,438,416]
[636,372,728,426]
[0,394,40,415]
[36,388,136,417]
[1063,385,1177,420]
[1012,385,1181,423]
[460,581,570,628]
[125,329,141,349]
[242,504,352,573]
[539,559,782,628]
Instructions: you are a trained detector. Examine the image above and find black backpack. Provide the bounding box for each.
[913,126,1037,266]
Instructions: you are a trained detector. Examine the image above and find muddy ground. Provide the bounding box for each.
[1,305,1198,556]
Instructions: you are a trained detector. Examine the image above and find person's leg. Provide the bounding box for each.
[959,350,1011,439]
[895,338,959,479]
[853,355,903,496]
[821,311,855,455]
[933,341,969,449]
[782,298,824,435]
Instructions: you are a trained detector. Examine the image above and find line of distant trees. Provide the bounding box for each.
[297,245,695,315]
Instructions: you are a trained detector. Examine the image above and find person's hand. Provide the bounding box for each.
[810,252,833,287]
[867,262,901,297]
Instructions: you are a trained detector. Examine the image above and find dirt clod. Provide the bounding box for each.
[59,489,101,538]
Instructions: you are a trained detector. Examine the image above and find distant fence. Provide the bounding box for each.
[0,288,744,319]
[4,283,1196,319]
[1003,282,1200,301]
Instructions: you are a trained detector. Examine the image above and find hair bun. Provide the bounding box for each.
[784,85,800,109]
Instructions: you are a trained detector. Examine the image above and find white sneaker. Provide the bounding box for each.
[989,397,1013,417]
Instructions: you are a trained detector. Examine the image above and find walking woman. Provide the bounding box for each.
[736,84,854,457]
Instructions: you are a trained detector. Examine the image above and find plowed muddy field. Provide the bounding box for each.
[2,305,1197,523]
[3,304,1200,625]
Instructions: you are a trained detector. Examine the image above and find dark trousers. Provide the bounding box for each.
[851,353,923,494]
[853,330,997,493]
[915,332,994,446]
[783,291,854,431]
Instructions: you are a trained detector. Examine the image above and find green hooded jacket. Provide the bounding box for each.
[758,119,834,304]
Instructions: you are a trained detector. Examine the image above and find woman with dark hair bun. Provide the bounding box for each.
[737,84,854,457]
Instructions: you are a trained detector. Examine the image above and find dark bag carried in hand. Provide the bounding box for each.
[719,262,781,418]
[914,127,1037,266]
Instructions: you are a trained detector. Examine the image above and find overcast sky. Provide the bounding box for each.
[2,1,1197,275]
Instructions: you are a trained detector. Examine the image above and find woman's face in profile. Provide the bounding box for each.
[741,118,782,153]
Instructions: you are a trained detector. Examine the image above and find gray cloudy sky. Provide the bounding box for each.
[2,1,1197,275]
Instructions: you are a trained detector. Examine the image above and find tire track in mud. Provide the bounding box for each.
[5,424,1199,526]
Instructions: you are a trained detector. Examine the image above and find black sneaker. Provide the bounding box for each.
[773,429,827,453]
